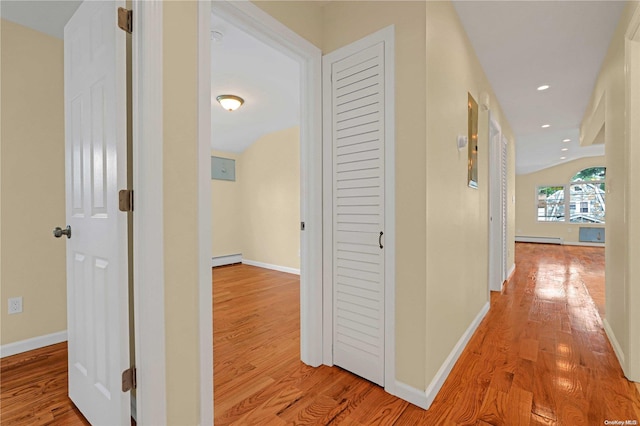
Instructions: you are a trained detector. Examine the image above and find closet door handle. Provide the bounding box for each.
[379,231,384,249]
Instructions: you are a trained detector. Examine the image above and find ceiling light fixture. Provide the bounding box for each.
[560,156,567,160]
[562,138,571,142]
[216,95,244,111]
[561,148,568,152]
[537,85,550,91]
[541,124,551,128]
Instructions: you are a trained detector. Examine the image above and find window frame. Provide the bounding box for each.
[535,166,606,225]
[536,185,567,222]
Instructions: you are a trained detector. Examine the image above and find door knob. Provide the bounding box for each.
[53,225,72,239]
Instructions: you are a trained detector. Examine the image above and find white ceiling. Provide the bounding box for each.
[210,13,300,153]
[3,1,626,170]
[0,1,81,39]
[454,1,626,174]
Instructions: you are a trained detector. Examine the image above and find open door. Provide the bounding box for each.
[63,1,131,424]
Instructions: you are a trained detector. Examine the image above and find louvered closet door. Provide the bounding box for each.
[331,42,385,386]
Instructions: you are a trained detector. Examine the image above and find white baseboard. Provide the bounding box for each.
[393,380,429,409]
[242,259,300,275]
[424,301,490,409]
[0,331,67,358]
[211,253,242,267]
[507,263,516,281]
[603,318,625,367]
[563,241,605,247]
[515,236,563,245]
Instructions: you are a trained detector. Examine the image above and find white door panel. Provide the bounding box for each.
[327,42,385,386]
[64,1,130,424]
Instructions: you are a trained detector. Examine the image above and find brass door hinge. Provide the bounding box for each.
[122,367,137,392]
[118,7,133,34]
[119,189,133,212]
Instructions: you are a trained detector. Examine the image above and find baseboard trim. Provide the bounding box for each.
[242,259,300,275]
[393,380,429,409]
[211,253,242,267]
[603,318,625,367]
[424,301,490,409]
[507,263,516,281]
[515,236,563,245]
[0,331,67,358]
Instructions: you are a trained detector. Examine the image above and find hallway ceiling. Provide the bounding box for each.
[3,1,626,168]
[453,1,626,174]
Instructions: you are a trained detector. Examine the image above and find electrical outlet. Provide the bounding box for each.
[8,297,22,314]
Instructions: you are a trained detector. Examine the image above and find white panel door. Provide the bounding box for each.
[327,42,385,386]
[64,1,130,424]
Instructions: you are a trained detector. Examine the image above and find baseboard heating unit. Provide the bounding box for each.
[515,236,563,245]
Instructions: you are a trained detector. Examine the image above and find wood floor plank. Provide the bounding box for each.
[3,244,640,425]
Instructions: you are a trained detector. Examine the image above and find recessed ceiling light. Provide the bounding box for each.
[560,156,567,160]
[541,124,551,128]
[537,85,550,91]
[562,138,571,142]
[561,148,568,152]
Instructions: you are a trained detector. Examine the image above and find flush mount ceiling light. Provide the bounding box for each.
[216,95,244,111]
[537,84,550,91]
[561,148,569,152]
[562,138,571,142]
[541,124,551,128]
[560,156,567,160]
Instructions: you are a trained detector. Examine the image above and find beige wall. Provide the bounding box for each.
[515,156,606,243]
[581,1,640,381]
[424,1,516,385]
[211,128,300,270]
[252,1,324,50]
[211,150,242,257]
[163,2,201,423]
[239,127,300,269]
[0,20,67,345]
[323,0,428,389]
[261,1,517,392]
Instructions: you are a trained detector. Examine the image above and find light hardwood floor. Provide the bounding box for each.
[1,243,639,425]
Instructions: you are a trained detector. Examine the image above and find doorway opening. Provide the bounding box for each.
[209,10,305,418]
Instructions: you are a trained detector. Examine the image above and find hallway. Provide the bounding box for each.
[211,243,640,424]
[1,244,639,424]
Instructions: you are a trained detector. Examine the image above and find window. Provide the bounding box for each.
[536,167,606,224]
[537,186,565,221]
[569,167,606,224]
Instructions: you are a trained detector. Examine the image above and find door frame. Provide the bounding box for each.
[131,1,168,424]
[321,25,397,393]
[624,3,640,382]
[209,0,323,369]
[488,113,505,292]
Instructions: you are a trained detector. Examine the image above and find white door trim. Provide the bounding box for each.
[198,1,214,424]
[210,0,323,369]
[131,1,167,424]
[624,3,640,382]
[488,113,503,292]
[322,25,396,393]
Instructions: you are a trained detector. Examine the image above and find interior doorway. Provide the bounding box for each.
[207,0,323,371]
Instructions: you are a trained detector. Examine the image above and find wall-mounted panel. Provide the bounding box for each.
[211,156,235,181]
